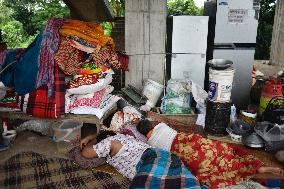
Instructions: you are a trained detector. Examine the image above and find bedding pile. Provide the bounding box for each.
[0,18,128,119]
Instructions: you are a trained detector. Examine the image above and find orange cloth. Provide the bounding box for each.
[146,129,154,139]
[59,20,115,49]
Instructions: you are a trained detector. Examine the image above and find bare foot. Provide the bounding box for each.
[258,166,284,177]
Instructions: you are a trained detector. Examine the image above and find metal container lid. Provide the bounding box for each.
[207,59,233,69]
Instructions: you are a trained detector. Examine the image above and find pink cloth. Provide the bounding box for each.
[68,89,105,111]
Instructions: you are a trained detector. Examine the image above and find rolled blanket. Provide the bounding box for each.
[131,148,207,189]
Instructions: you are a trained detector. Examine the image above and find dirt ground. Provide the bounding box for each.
[0,131,68,164]
[0,120,99,163]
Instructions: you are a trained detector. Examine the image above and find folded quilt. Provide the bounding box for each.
[71,94,120,119]
[59,20,115,49]
[67,74,113,95]
[66,87,108,113]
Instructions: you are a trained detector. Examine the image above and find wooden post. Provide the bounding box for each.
[125,0,167,89]
[270,0,284,65]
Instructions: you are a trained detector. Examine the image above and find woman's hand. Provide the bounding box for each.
[80,134,96,149]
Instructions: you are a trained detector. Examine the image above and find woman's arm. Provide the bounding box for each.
[81,139,98,159]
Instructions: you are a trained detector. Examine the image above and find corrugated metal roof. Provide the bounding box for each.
[63,0,114,22]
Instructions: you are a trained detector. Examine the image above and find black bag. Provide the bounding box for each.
[262,96,284,124]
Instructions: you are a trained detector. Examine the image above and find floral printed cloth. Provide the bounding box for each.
[93,134,150,180]
[66,74,113,95]
[91,46,120,69]
[171,132,263,189]
[66,74,100,89]
[0,89,19,109]
[54,38,85,76]
[109,106,142,132]
[67,89,105,111]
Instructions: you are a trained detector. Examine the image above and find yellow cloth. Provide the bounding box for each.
[60,20,115,49]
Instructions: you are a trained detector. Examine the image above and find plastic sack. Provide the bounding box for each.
[160,95,191,114]
[166,79,190,98]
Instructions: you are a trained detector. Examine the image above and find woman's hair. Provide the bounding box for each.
[96,130,117,143]
[102,112,116,128]
[136,119,152,136]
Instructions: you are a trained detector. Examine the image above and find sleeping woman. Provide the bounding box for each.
[80,130,208,189]
[136,119,284,189]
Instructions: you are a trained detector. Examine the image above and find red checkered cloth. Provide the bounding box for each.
[54,63,66,116]
[19,85,57,118]
[19,64,65,118]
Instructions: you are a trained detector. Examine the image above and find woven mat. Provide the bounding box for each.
[0,151,130,189]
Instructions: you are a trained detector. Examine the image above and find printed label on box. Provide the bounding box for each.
[228,9,248,24]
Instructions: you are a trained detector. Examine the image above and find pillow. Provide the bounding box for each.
[68,146,106,169]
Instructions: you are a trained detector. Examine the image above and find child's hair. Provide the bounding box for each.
[81,123,98,139]
[96,130,117,143]
[136,119,152,136]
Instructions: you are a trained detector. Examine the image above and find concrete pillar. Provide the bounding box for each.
[270,0,284,65]
[125,0,167,89]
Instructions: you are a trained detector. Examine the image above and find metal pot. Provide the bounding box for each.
[242,133,265,148]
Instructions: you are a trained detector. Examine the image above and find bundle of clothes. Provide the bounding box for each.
[0,18,128,119]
